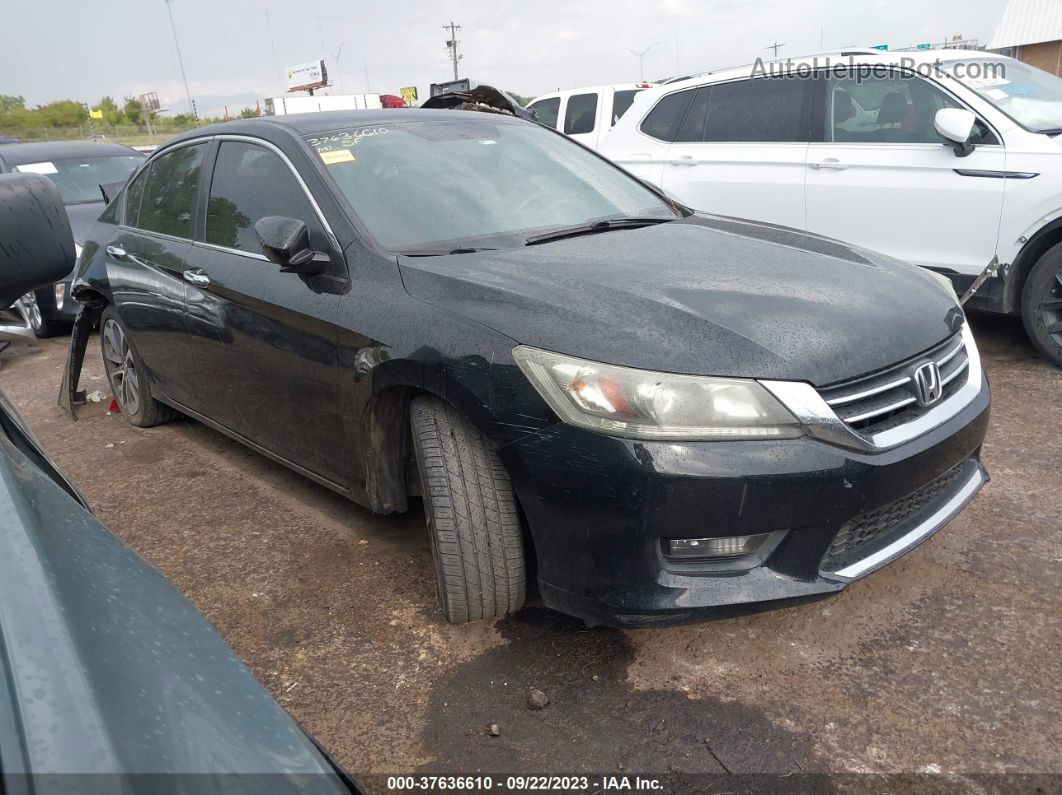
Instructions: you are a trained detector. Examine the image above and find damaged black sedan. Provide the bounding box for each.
[66,110,990,627]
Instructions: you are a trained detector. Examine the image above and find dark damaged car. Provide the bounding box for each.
[65,110,990,627]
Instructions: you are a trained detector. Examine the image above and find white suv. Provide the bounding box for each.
[599,50,1062,367]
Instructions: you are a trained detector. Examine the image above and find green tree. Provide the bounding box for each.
[35,100,88,127]
[0,95,26,113]
[123,96,144,125]
[237,106,259,119]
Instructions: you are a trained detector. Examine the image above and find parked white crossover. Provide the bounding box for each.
[600,50,1062,368]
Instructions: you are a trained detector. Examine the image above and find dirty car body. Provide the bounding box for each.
[67,110,990,627]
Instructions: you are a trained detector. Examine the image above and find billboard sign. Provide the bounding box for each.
[286,60,328,92]
[400,85,419,104]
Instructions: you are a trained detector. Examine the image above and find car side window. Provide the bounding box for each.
[702,78,817,143]
[530,97,561,130]
[564,93,598,135]
[205,141,322,253]
[640,89,695,142]
[136,144,206,238]
[122,169,147,227]
[611,89,642,126]
[827,73,999,145]
[675,87,712,142]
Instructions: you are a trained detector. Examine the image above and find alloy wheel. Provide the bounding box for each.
[102,318,141,415]
[1041,269,1062,346]
[17,291,42,331]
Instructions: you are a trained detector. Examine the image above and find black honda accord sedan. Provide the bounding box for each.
[68,109,990,627]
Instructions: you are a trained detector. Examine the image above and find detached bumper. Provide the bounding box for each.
[499,376,990,628]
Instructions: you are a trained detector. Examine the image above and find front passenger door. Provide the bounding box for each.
[185,139,348,487]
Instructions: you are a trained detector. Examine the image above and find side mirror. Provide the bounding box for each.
[934,108,977,158]
[0,174,76,308]
[254,216,324,275]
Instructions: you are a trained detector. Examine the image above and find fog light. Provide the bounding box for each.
[667,533,772,560]
[54,283,65,311]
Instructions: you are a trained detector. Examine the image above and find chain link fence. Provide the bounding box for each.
[0,124,201,148]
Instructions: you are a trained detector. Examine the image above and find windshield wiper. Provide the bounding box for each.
[393,247,499,257]
[525,217,673,246]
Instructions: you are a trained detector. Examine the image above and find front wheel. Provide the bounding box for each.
[17,289,64,338]
[1021,242,1062,369]
[410,395,526,624]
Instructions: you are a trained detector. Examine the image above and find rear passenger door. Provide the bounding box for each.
[184,138,348,487]
[661,77,822,229]
[106,141,207,408]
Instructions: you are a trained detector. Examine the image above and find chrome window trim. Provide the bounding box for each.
[193,240,269,262]
[211,134,340,251]
[761,323,983,453]
[823,464,987,581]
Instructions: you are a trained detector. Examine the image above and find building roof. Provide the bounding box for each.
[990,0,1062,49]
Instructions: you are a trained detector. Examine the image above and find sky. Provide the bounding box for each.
[2,0,1009,118]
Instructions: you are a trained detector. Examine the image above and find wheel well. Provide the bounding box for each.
[1007,223,1062,314]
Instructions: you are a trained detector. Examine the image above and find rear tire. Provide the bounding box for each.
[1021,242,1062,369]
[410,395,526,624]
[100,306,177,427]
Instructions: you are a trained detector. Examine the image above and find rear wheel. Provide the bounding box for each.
[410,395,526,624]
[1021,242,1062,369]
[17,289,64,338]
[100,306,176,427]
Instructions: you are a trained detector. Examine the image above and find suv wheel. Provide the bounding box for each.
[410,395,526,623]
[100,306,176,427]
[1021,242,1062,369]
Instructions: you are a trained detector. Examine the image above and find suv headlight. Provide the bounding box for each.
[513,346,803,441]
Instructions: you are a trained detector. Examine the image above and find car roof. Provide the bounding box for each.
[166,108,526,147]
[0,140,142,168]
[661,48,1005,92]
[529,84,652,102]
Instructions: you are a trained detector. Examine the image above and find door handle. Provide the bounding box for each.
[809,158,848,170]
[669,155,698,166]
[183,269,211,287]
[106,244,127,259]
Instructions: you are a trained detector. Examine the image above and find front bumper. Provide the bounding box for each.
[499,371,990,628]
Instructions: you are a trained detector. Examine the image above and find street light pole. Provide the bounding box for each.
[624,42,661,82]
[164,0,198,125]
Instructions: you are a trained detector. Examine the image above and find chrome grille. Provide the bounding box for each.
[818,332,969,435]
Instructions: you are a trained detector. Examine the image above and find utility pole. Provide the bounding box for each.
[765,40,785,57]
[444,20,462,80]
[164,0,198,126]
[624,42,661,82]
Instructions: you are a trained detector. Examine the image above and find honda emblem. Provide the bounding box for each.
[913,362,943,407]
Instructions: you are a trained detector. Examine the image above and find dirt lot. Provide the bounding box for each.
[1,312,1059,786]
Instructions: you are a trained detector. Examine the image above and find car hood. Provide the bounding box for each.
[398,215,965,386]
[0,391,352,787]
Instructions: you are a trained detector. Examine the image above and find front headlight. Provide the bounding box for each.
[513,346,803,441]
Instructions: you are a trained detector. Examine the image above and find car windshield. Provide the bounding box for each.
[305,117,678,252]
[13,154,144,205]
[945,58,1062,133]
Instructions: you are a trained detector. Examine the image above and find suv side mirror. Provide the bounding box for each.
[934,108,977,158]
[0,174,76,308]
[255,216,325,275]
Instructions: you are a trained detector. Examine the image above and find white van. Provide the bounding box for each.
[600,50,1062,367]
[527,84,652,150]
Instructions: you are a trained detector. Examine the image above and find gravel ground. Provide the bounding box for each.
[0,311,1059,788]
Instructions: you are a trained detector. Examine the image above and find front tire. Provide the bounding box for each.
[1021,242,1062,369]
[410,395,526,624]
[100,306,176,427]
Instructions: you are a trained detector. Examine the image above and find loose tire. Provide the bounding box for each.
[100,306,177,427]
[410,395,526,623]
[1021,242,1062,369]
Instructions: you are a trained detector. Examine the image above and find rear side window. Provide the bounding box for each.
[564,93,598,135]
[530,97,560,129]
[205,141,322,253]
[640,90,695,142]
[136,144,206,238]
[675,87,711,142]
[703,78,817,142]
[122,169,148,227]
[610,89,642,125]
